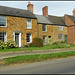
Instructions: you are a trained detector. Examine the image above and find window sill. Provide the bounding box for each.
[26,28,32,29]
[43,31,47,32]
[59,39,63,40]
[59,30,63,31]
[27,42,32,43]
[26,29,32,30]
[0,26,7,28]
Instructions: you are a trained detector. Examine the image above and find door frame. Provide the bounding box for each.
[13,32,21,47]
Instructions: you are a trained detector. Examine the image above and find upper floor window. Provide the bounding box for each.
[26,19,32,29]
[59,26,63,31]
[42,25,47,32]
[0,32,6,42]
[0,16,6,27]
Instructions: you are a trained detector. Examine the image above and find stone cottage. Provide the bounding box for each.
[0,2,75,47]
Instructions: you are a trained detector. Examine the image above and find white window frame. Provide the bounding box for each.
[27,33,32,43]
[59,26,63,31]
[42,25,47,32]
[0,16,7,27]
[58,34,63,40]
[0,32,7,42]
[26,19,32,29]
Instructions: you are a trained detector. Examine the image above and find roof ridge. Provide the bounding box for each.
[65,14,75,17]
[48,14,63,18]
[0,5,26,11]
[0,5,37,19]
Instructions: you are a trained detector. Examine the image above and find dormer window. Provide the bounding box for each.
[0,16,6,27]
[26,19,32,29]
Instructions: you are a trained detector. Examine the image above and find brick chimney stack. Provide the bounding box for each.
[73,9,75,16]
[42,6,48,16]
[27,2,33,13]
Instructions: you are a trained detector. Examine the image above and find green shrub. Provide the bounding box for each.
[5,40,18,49]
[0,40,18,49]
[29,38,43,47]
[21,44,29,48]
[52,41,59,45]
[60,41,66,44]
[0,41,5,49]
[53,41,66,45]
[29,43,34,47]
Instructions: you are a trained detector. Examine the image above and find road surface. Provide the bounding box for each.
[0,56,75,74]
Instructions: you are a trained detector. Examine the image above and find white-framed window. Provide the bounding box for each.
[26,33,32,43]
[42,25,47,32]
[0,16,6,27]
[0,32,6,42]
[59,26,63,31]
[58,34,63,40]
[43,36,47,44]
[26,19,32,29]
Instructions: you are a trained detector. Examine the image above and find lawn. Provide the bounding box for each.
[0,48,23,52]
[1,51,75,65]
[70,44,75,47]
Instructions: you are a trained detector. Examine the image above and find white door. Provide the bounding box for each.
[14,32,21,47]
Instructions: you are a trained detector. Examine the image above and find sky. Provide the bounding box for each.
[0,1,75,16]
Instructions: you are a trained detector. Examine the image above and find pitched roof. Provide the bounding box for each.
[66,14,75,23]
[0,5,37,19]
[35,15,52,24]
[48,15,66,26]
[35,14,67,26]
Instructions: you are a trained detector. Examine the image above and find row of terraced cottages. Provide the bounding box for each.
[0,2,75,47]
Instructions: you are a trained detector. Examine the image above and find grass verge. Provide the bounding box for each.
[27,44,70,51]
[70,44,75,47]
[0,44,75,52]
[0,48,23,52]
[0,51,75,65]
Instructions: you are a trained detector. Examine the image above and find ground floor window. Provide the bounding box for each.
[26,33,32,43]
[43,36,47,45]
[0,32,6,42]
[58,34,63,40]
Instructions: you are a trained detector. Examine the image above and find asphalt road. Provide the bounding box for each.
[0,56,75,74]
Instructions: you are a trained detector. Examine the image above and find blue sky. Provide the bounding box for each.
[0,1,75,16]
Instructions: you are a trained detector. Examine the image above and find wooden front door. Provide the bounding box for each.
[65,35,68,43]
[15,33,19,47]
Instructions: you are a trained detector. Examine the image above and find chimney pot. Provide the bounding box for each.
[27,2,33,13]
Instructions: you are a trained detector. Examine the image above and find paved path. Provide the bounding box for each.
[0,48,75,60]
[0,56,75,74]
